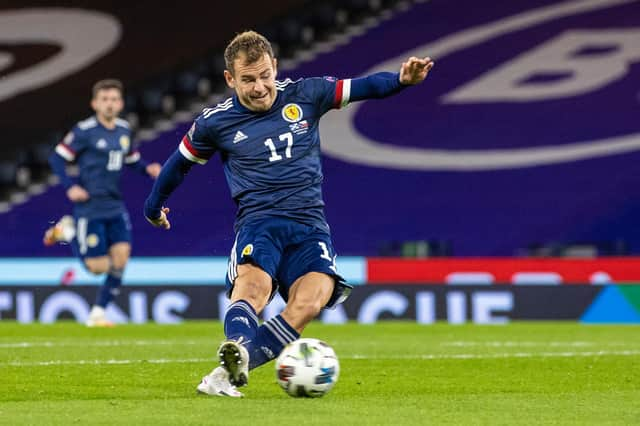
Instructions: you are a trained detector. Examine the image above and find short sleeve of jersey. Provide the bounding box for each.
[302,76,351,115]
[178,114,217,165]
[54,126,87,162]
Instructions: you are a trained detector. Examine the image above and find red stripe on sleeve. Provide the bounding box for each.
[58,143,76,155]
[333,79,344,108]
[181,135,202,158]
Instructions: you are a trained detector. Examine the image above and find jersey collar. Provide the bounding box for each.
[232,90,282,115]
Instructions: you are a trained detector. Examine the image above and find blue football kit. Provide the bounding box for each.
[146,68,411,377]
[145,71,406,306]
[180,77,341,234]
[51,116,146,258]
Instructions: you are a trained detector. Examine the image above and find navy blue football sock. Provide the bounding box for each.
[247,314,299,370]
[224,300,259,342]
[96,266,123,308]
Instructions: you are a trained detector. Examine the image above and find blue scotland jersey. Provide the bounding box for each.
[54,116,139,219]
[178,77,353,233]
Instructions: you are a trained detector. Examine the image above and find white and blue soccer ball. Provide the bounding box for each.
[275,338,339,398]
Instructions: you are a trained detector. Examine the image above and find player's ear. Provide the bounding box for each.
[224,70,236,89]
[90,98,98,111]
[272,57,278,79]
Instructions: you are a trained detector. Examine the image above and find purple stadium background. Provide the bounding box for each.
[1,0,639,257]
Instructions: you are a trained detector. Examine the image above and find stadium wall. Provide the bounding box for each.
[1,257,639,324]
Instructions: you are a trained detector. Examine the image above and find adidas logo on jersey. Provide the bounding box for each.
[233,131,248,144]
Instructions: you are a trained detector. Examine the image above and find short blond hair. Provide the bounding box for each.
[224,31,274,73]
[92,79,123,98]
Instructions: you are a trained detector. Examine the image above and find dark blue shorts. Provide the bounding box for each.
[225,217,351,308]
[72,212,132,259]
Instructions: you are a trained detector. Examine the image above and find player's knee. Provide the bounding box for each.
[110,257,128,270]
[109,244,130,269]
[233,278,271,311]
[285,298,324,324]
[84,259,108,275]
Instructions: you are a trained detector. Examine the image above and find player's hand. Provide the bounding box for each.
[146,162,162,179]
[66,185,89,202]
[399,56,434,85]
[146,207,171,230]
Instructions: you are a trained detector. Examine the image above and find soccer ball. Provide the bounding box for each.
[275,338,339,398]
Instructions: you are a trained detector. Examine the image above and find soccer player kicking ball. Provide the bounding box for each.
[45,79,161,327]
[144,31,434,397]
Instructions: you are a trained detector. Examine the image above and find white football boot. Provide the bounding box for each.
[196,366,244,397]
[43,215,75,246]
[85,305,114,327]
[218,340,250,387]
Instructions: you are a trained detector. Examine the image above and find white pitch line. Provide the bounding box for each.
[440,341,637,348]
[350,350,640,360]
[0,340,208,349]
[2,350,640,368]
[0,357,212,367]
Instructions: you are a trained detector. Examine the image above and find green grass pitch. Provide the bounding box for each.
[1,322,639,425]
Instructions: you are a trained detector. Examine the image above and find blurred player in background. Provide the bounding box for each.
[144,31,433,397]
[45,79,161,327]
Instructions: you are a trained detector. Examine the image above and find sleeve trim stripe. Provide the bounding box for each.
[179,141,207,164]
[55,144,75,161]
[333,79,344,108]
[124,151,141,164]
[181,135,208,161]
[341,79,351,108]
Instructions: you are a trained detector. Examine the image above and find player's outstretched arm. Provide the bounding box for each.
[343,56,434,104]
[143,149,194,230]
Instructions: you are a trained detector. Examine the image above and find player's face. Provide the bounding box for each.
[225,53,277,112]
[91,88,124,122]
